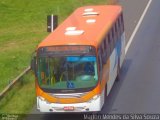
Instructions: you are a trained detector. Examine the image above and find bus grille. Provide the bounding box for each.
[50,93,87,98]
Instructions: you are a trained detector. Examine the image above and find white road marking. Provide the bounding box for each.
[125,0,153,54]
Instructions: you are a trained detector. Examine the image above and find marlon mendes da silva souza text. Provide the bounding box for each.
[83,114,160,120]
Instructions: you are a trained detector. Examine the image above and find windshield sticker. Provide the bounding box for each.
[67,81,75,89]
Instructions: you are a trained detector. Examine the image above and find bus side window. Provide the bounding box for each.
[118,14,122,35]
[105,35,110,59]
[112,25,116,44]
[104,38,107,50]
[118,15,120,34]
[98,50,103,80]
[110,30,114,53]
[121,13,124,32]
[114,22,118,42]
[102,39,107,64]
[112,28,116,47]
[108,33,112,54]
[116,20,120,40]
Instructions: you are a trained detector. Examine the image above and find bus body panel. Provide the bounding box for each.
[107,32,125,96]
[107,48,118,96]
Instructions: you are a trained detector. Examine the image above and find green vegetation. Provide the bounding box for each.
[0,0,112,115]
[0,71,35,115]
[0,0,111,92]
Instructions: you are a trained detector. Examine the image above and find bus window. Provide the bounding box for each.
[114,23,118,42]
[101,39,107,64]
[108,33,112,53]
[38,55,98,91]
[112,25,117,43]
[101,42,104,54]
[110,30,114,52]
[118,15,121,34]
[100,45,104,65]
[104,38,107,50]
[105,36,110,59]
[121,13,124,32]
[116,20,120,39]
[98,51,102,80]
[118,14,123,35]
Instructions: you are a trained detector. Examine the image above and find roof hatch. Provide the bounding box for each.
[86,19,96,23]
[65,27,84,36]
[82,12,99,16]
[84,8,94,12]
[83,8,99,16]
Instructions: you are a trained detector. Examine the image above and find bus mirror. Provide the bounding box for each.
[47,15,58,32]
[31,53,37,76]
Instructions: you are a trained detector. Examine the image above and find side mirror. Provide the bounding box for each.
[31,52,37,76]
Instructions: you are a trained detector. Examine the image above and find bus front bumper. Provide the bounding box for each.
[37,95,102,113]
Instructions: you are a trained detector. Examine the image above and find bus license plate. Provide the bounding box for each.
[63,106,74,111]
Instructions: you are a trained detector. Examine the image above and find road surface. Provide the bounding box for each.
[102,0,160,114]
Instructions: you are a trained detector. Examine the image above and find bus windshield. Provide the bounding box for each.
[37,55,98,93]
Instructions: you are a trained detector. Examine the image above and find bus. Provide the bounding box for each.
[31,5,125,113]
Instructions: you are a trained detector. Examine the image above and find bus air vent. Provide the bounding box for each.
[82,12,99,16]
[65,26,84,36]
[65,30,84,36]
[84,8,94,12]
[86,19,96,23]
[66,27,76,31]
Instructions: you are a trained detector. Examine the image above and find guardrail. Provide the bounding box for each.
[0,66,31,100]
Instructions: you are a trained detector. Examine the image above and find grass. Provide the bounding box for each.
[0,0,114,116]
[0,71,35,116]
[0,0,111,92]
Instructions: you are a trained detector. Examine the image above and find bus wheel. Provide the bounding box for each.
[116,64,120,81]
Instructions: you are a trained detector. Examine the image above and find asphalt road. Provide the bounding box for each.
[26,0,154,119]
[102,0,160,114]
[118,0,149,42]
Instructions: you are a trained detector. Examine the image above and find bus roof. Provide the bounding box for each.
[38,5,122,49]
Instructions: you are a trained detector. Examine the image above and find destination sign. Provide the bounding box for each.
[38,45,96,55]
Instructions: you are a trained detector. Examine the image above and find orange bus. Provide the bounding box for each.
[31,5,125,112]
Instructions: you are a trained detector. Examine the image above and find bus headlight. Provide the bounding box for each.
[88,95,100,103]
[38,96,51,104]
